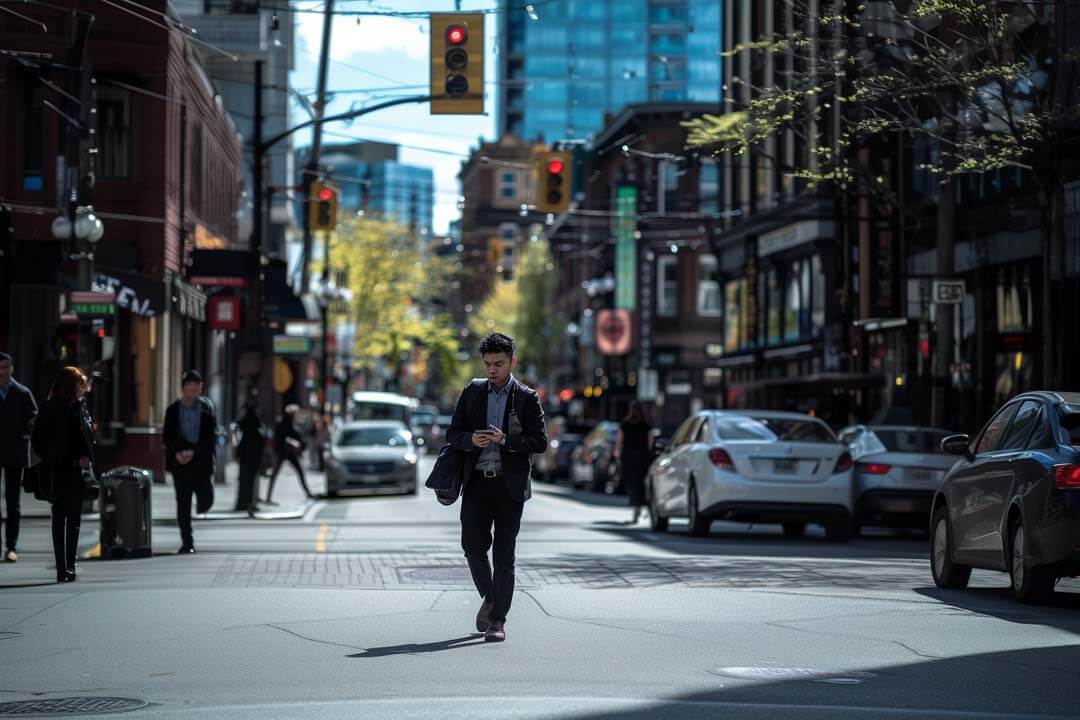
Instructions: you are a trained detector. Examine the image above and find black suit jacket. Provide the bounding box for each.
[0,379,38,468]
[163,397,217,477]
[445,378,547,502]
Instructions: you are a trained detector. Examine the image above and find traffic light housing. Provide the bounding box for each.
[430,13,484,114]
[533,150,572,213]
[308,180,338,232]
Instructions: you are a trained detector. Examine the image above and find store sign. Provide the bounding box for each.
[208,296,241,330]
[174,279,207,321]
[932,279,965,304]
[70,291,116,317]
[273,335,313,355]
[93,270,165,317]
[614,186,637,310]
[758,220,834,257]
[596,309,632,355]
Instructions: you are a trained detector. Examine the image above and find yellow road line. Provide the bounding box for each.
[315,523,329,553]
[82,543,101,559]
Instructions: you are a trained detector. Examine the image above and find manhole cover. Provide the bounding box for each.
[0,697,147,715]
[398,566,473,583]
[712,667,877,685]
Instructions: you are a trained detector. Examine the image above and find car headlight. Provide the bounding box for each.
[403,452,418,465]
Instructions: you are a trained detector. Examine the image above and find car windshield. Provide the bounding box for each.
[413,412,436,426]
[746,416,837,444]
[337,427,410,447]
[871,429,952,454]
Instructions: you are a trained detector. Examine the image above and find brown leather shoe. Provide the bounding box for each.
[476,600,494,633]
[485,621,506,642]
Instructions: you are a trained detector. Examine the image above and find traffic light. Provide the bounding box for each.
[487,237,503,265]
[430,13,484,114]
[533,150,572,213]
[308,180,338,232]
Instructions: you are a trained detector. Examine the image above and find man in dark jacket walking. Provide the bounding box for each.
[233,395,265,514]
[445,333,547,643]
[162,370,217,553]
[0,352,38,562]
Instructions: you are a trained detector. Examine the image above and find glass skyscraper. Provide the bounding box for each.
[497,0,722,142]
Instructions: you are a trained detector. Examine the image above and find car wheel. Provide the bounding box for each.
[824,519,852,542]
[782,522,806,538]
[930,504,971,590]
[649,482,668,532]
[687,481,711,538]
[1009,518,1055,603]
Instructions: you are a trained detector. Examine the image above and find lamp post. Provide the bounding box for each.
[313,276,351,419]
[53,206,105,367]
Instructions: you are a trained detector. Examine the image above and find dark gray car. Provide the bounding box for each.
[930,391,1080,603]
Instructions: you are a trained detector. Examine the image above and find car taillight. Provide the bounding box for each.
[708,448,735,470]
[833,452,853,473]
[1054,464,1080,488]
[859,462,891,475]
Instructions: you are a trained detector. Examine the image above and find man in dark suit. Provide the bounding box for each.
[446,333,547,643]
[0,352,38,562]
[162,369,217,553]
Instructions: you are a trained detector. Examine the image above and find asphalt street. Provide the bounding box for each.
[1,455,1079,719]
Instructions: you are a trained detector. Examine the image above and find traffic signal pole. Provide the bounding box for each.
[300,0,335,297]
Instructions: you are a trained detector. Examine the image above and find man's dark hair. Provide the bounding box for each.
[181,369,203,386]
[478,332,515,358]
[0,352,11,364]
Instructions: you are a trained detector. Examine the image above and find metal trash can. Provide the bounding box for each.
[100,467,153,559]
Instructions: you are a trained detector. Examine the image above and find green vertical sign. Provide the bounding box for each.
[615,186,637,310]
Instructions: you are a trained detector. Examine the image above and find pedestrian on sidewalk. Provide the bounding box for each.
[31,367,93,582]
[613,400,653,525]
[163,370,217,554]
[0,352,38,563]
[446,332,547,643]
[233,394,265,514]
[265,405,313,504]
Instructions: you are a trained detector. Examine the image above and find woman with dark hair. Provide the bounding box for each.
[31,367,93,582]
[613,401,652,524]
[265,405,312,504]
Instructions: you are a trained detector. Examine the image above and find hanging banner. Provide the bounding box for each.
[614,186,637,310]
[596,309,632,355]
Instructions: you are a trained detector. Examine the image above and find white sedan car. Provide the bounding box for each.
[646,410,855,540]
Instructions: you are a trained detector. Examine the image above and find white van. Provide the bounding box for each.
[348,391,415,426]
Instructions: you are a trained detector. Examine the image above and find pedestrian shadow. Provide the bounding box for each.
[348,634,487,658]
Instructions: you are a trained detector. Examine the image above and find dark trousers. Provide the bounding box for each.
[461,472,524,623]
[173,466,214,548]
[234,456,260,511]
[51,480,82,575]
[1,465,22,551]
[269,453,311,497]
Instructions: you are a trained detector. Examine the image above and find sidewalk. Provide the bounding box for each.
[19,461,324,522]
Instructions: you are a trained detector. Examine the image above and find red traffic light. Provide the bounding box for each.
[317,186,334,201]
[546,158,564,175]
[446,25,467,44]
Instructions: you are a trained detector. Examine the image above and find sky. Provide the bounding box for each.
[289,1,500,235]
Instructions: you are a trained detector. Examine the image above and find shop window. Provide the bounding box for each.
[811,254,825,336]
[996,266,1033,333]
[1066,181,1080,277]
[699,158,720,216]
[766,268,781,344]
[499,172,517,199]
[657,255,678,316]
[724,279,743,352]
[697,254,722,316]
[784,264,801,342]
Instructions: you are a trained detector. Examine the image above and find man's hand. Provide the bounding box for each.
[472,431,492,448]
[176,450,194,465]
[487,425,505,446]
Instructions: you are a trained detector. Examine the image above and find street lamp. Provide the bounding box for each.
[52,205,105,251]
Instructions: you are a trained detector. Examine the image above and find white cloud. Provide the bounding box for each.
[297,13,429,66]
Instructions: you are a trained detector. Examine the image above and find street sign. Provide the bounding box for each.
[70,291,116,317]
[273,335,313,355]
[932,279,965,304]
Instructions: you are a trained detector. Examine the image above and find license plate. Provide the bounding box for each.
[909,469,938,483]
[774,459,797,473]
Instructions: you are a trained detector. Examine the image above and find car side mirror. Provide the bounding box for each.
[653,438,669,453]
[941,434,974,462]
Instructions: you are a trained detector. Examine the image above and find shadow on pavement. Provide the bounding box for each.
[915,586,1080,634]
[349,634,487,657]
[547,645,1080,719]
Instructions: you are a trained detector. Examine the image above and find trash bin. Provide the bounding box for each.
[99,467,153,559]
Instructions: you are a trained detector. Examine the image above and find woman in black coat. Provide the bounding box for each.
[265,406,312,503]
[233,396,266,513]
[613,401,653,524]
[31,367,93,583]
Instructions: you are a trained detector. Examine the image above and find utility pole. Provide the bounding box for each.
[300,0,335,295]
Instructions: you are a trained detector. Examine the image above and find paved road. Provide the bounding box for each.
[1,456,1078,719]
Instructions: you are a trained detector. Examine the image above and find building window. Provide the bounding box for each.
[766,268,781,345]
[204,0,258,13]
[96,86,132,179]
[192,124,203,215]
[811,254,826,335]
[1066,181,1080,277]
[699,158,720,216]
[723,279,743,352]
[499,171,517,199]
[657,255,678,316]
[23,84,44,190]
[697,254,721,316]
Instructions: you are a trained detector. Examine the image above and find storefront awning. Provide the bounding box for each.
[92,266,167,317]
[262,259,312,321]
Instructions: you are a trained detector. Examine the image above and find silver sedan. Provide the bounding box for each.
[647,410,855,540]
[324,421,419,497]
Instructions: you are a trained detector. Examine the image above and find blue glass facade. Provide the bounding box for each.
[498,0,722,142]
[306,154,434,237]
